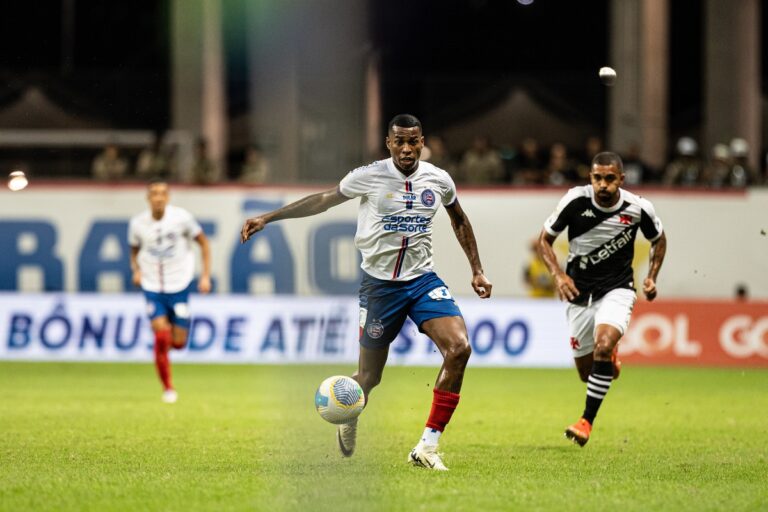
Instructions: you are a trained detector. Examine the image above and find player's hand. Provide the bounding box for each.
[241,216,267,243]
[643,277,657,301]
[198,275,212,294]
[554,273,579,302]
[131,270,141,288]
[472,273,492,299]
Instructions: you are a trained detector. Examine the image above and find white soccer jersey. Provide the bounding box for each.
[339,158,457,281]
[543,185,663,304]
[128,205,203,293]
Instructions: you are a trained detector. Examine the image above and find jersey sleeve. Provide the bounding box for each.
[184,211,203,239]
[128,217,141,248]
[441,171,457,206]
[339,165,370,199]
[543,187,581,236]
[638,197,663,241]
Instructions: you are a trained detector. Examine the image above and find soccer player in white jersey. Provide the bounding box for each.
[129,180,211,403]
[537,152,667,446]
[241,114,492,470]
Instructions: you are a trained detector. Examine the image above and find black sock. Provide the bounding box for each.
[582,360,613,424]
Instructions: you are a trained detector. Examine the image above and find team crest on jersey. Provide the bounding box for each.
[366,319,384,339]
[421,189,436,207]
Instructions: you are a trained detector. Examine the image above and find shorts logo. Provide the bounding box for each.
[570,337,580,349]
[428,286,453,301]
[146,302,156,316]
[421,189,436,207]
[366,319,384,339]
[173,303,190,319]
[359,307,368,329]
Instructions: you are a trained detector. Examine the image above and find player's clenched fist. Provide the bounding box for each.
[241,216,267,243]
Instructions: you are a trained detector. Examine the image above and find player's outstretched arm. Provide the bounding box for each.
[445,200,492,298]
[129,246,141,288]
[241,187,350,243]
[537,229,579,301]
[195,232,212,294]
[643,231,667,301]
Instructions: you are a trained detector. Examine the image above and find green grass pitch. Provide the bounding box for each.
[1,362,766,511]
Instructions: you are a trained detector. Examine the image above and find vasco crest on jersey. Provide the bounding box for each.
[420,189,436,207]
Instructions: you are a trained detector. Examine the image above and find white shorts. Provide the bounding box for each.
[565,288,637,358]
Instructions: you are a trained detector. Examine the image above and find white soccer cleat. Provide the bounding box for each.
[336,417,358,457]
[162,389,178,404]
[408,442,449,471]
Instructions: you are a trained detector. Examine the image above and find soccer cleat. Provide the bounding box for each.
[161,389,178,404]
[408,443,449,471]
[336,418,358,457]
[612,346,622,380]
[564,417,592,447]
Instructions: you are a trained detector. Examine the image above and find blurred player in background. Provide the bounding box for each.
[129,180,212,403]
[241,114,492,471]
[537,152,667,446]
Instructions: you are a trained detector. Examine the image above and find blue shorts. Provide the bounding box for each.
[143,286,192,329]
[358,272,463,349]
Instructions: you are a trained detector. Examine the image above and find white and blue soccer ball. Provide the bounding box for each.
[314,375,365,424]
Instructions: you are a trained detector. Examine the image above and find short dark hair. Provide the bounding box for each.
[388,114,422,134]
[592,151,624,172]
[148,177,168,188]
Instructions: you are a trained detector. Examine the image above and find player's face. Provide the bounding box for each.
[386,125,424,174]
[147,183,169,215]
[590,164,623,206]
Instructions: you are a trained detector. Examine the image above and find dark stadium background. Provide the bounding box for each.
[3,0,765,138]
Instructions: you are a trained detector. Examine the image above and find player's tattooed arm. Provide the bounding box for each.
[445,200,492,298]
[241,187,350,243]
[537,229,579,301]
[643,232,667,301]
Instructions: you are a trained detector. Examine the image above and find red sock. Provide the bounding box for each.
[426,388,461,432]
[154,329,173,391]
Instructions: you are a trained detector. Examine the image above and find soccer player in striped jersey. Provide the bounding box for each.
[241,114,492,470]
[129,181,212,403]
[537,152,667,446]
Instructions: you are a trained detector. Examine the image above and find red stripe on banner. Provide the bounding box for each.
[392,236,409,278]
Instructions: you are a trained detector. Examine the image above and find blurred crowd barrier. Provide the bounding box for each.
[1,294,765,368]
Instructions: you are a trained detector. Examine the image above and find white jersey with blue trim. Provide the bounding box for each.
[128,205,203,293]
[339,158,457,281]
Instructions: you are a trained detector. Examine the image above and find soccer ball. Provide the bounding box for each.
[314,375,365,424]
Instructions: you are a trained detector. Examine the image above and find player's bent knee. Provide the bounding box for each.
[446,338,471,367]
[593,340,614,360]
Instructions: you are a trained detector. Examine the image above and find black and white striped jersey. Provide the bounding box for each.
[543,185,663,305]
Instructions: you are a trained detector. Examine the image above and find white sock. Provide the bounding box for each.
[420,427,442,446]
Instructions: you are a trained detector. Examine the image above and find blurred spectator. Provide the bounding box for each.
[524,239,555,298]
[663,137,703,186]
[239,145,270,184]
[190,138,219,185]
[135,139,170,180]
[735,283,748,302]
[458,135,504,184]
[622,143,656,185]
[576,136,603,181]
[544,142,578,186]
[422,135,457,175]
[91,143,128,181]
[512,137,545,185]
[702,143,732,188]
[728,138,760,187]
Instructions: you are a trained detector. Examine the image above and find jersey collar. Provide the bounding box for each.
[590,187,625,213]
